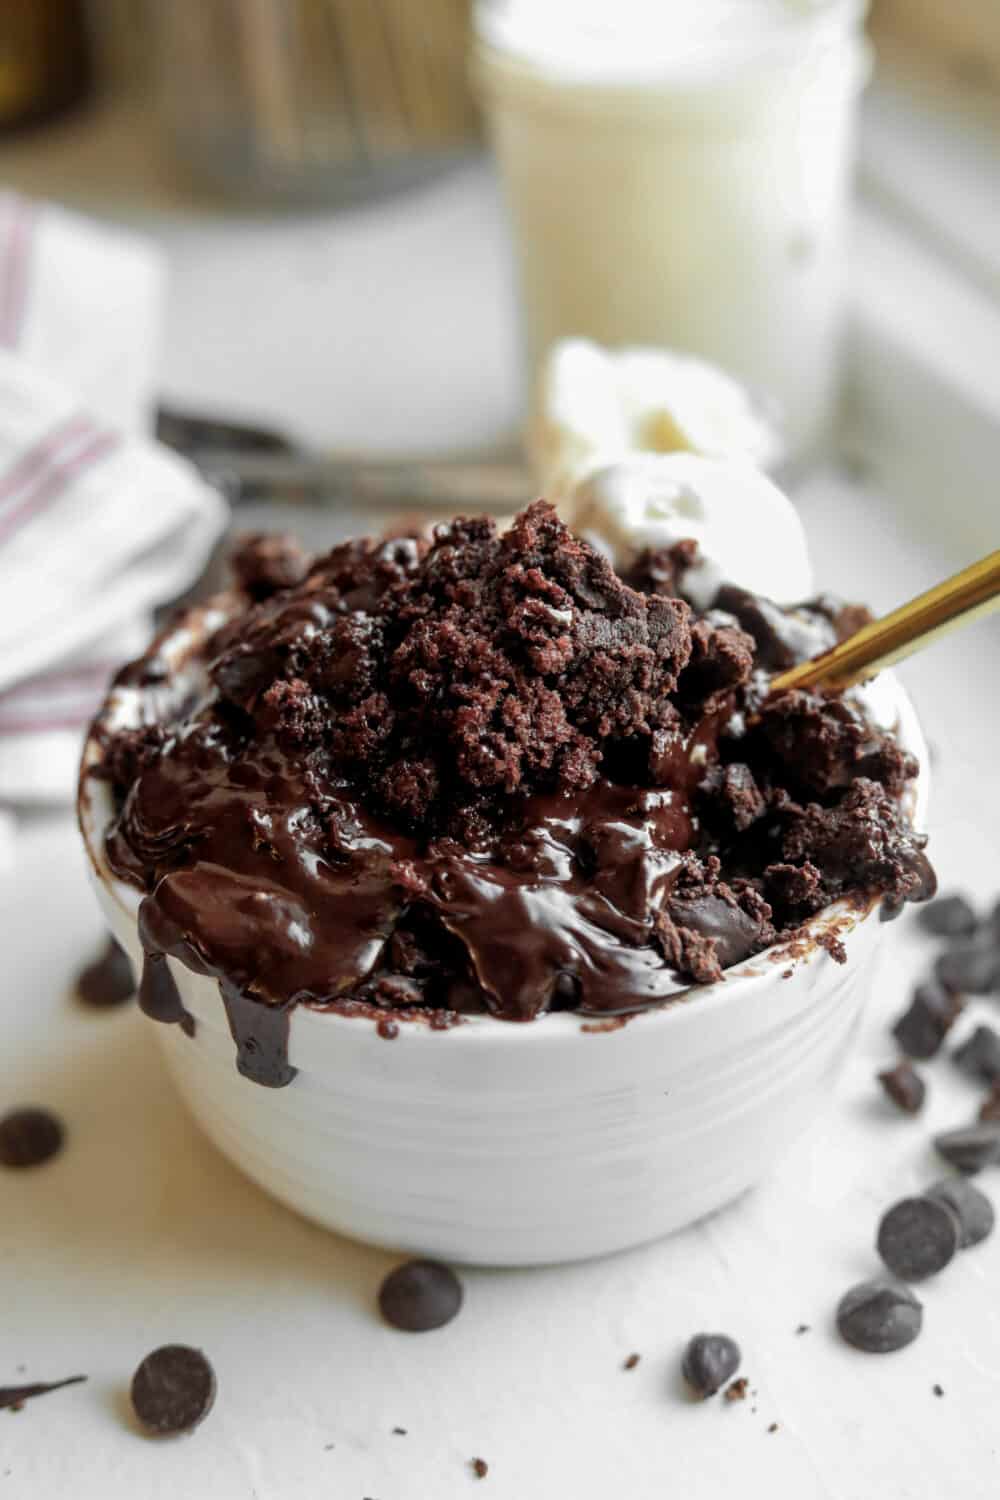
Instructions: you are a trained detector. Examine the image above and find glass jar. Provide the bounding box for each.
[475,0,872,463]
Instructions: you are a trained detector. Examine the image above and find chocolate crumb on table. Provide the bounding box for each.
[623,1353,640,1371]
[724,1378,749,1403]
[795,1324,810,1335]
[878,1060,926,1115]
[392,1426,407,1436]
[471,1457,489,1479]
[768,1423,779,1434]
[933,1384,944,1397]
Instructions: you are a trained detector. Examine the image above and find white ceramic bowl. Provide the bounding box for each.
[79,618,928,1267]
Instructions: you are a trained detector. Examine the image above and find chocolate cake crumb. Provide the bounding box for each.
[94,501,934,1051]
[768,1422,779,1434]
[392,1427,407,1436]
[795,1324,810,1335]
[471,1458,489,1479]
[724,1378,749,1402]
[933,1384,944,1397]
[623,1353,640,1371]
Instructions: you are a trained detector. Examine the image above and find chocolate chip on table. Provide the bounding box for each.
[378,1261,463,1333]
[925,1178,995,1248]
[0,1108,64,1168]
[878,1060,926,1114]
[836,1281,923,1353]
[130,1345,217,1436]
[877,1196,960,1281]
[681,1334,741,1398]
[471,1458,489,1479]
[916,895,978,938]
[76,936,134,1008]
[623,1353,640,1371]
[892,982,964,1060]
[934,1123,1000,1174]
[952,1025,1000,1085]
[935,944,1000,996]
[0,1375,86,1411]
[979,1085,1000,1123]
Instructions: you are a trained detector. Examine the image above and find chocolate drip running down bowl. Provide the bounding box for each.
[78,573,930,1267]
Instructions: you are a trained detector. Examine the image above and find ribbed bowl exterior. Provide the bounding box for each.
[80,665,926,1267]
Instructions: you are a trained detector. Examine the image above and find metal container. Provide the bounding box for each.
[151,0,480,205]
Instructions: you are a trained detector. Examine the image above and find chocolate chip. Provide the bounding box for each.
[0,1108,64,1168]
[724,1377,749,1402]
[471,1458,489,1479]
[953,1025,1000,1085]
[979,1085,1000,1122]
[378,1260,463,1333]
[836,1281,923,1353]
[0,1376,86,1410]
[129,1345,217,1435]
[76,937,134,1008]
[877,1196,960,1280]
[925,1178,995,1248]
[878,1060,926,1114]
[623,1353,640,1371]
[935,943,1000,996]
[681,1334,741,1398]
[934,1123,1000,1174]
[892,982,964,1060]
[916,895,977,938]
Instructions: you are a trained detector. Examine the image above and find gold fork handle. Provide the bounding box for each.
[770,549,1000,695]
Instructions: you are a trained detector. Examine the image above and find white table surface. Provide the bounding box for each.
[3,81,1000,1500]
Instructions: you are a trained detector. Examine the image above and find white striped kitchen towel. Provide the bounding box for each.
[0,194,227,814]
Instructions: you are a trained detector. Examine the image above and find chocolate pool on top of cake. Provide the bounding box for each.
[83,501,934,1087]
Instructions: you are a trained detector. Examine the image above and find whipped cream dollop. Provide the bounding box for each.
[573,452,813,608]
[531,339,782,501]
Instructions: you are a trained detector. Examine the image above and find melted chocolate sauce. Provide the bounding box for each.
[94,506,934,1087]
[138,951,195,1038]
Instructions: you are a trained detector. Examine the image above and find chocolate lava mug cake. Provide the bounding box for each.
[79,503,932,1263]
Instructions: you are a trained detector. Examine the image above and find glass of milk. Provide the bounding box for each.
[474,0,872,464]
